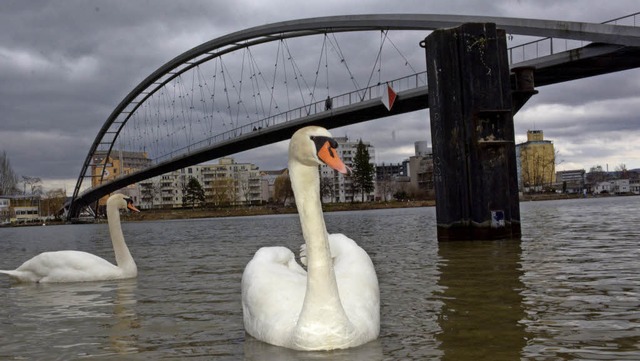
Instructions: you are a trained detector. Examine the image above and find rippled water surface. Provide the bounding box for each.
[1,196,639,360]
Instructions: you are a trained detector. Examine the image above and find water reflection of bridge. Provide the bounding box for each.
[68,13,640,219]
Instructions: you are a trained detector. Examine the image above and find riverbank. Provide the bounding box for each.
[119,192,636,222]
[7,192,632,226]
[127,200,436,222]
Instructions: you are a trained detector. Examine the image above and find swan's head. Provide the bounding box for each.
[107,193,141,213]
[289,126,348,174]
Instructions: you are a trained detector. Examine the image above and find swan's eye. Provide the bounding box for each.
[310,136,337,156]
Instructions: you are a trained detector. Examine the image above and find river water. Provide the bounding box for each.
[0,196,639,360]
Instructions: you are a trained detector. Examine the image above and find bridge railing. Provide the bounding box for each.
[508,12,639,64]
[153,71,427,164]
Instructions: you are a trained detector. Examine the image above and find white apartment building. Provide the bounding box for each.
[631,179,640,194]
[137,157,264,209]
[319,136,376,203]
[593,179,630,195]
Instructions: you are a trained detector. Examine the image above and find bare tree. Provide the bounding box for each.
[587,165,608,184]
[520,147,555,192]
[140,178,162,209]
[376,175,396,202]
[0,151,19,195]
[319,174,335,204]
[274,171,293,205]
[615,163,629,179]
[21,176,42,195]
[237,173,251,204]
[210,177,236,206]
[42,188,67,219]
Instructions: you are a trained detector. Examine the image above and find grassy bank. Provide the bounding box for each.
[127,200,436,222]
[128,193,624,222]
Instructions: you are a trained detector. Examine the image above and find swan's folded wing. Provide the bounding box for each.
[16,251,121,282]
[329,234,380,338]
[241,246,307,344]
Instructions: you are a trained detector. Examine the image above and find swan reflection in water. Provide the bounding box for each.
[8,279,139,357]
[243,334,383,361]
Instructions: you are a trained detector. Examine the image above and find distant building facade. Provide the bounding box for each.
[516,130,556,192]
[0,195,42,224]
[260,169,287,203]
[319,136,376,203]
[0,197,10,224]
[92,150,152,208]
[375,161,410,201]
[631,178,640,194]
[137,157,264,209]
[556,169,586,193]
[409,142,435,194]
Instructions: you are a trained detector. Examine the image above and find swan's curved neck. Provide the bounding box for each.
[107,202,136,273]
[289,161,351,332]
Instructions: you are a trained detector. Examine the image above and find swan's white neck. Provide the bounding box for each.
[106,202,137,275]
[289,160,354,346]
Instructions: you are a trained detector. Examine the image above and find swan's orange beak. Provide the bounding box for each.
[127,202,140,213]
[317,140,348,174]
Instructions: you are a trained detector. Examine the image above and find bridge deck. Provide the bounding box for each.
[68,14,640,218]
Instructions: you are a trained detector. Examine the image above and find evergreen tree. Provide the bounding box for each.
[352,139,375,202]
[182,177,205,208]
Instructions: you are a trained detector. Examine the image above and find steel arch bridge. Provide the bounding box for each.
[67,13,640,220]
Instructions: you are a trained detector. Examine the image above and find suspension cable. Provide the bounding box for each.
[364,29,388,91]
[326,33,361,98]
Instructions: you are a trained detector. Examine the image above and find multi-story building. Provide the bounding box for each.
[0,197,11,225]
[630,178,640,194]
[375,161,410,201]
[0,195,42,224]
[516,130,556,192]
[556,169,586,193]
[201,158,262,205]
[593,181,611,194]
[259,169,287,203]
[91,150,152,209]
[409,141,435,193]
[376,162,408,180]
[593,179,631,195]
[137,157,263,209]
[611,179,630,194]
[319,136,376,203]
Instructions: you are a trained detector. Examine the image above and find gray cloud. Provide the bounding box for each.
[1,0,639,195]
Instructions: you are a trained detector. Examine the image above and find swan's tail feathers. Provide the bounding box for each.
[0,270,18,278]
[0,270,38,282]
[299,244,307,266]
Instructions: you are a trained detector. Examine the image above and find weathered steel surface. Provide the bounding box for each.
[425,23,522,240]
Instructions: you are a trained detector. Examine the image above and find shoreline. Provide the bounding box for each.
[126,200,437,222]
[6,193,634,226]
[114,192,609,222]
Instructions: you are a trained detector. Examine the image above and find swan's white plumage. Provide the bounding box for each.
[242,126,380,351]
[0,193,139,283]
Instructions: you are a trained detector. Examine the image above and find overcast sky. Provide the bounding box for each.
[1,0,639,194]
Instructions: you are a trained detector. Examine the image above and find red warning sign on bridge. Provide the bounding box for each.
[381,83,397,111]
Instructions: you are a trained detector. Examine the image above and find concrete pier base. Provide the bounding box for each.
[423,23,522,241]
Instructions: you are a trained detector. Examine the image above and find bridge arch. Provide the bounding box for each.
[68,14,640,219]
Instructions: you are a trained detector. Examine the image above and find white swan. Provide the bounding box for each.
[242,126,380,351]
[0,193,139,283]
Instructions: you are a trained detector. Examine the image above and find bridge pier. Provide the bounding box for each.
[423,23,523,241]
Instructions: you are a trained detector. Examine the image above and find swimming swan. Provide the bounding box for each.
[242,126,380,351]
[0,193,139,283]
